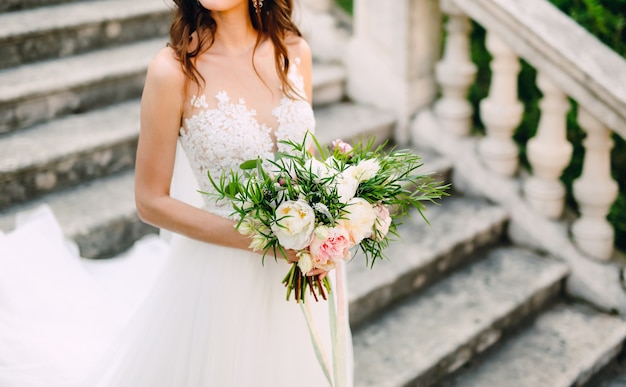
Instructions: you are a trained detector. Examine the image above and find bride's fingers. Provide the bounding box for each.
[287,250,299,263]
[306,268,328,278]
[271,249,299,263]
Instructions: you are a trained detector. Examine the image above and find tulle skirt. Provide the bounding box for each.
[0,205,351,387]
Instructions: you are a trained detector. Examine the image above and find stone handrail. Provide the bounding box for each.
[455,0,626,140]
[344,0,626,313]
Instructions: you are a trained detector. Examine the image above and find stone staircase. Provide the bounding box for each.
[1,1,625,386]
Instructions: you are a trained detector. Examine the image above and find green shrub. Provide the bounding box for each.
[335,0,352,14]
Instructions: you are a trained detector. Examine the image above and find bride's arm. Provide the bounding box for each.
[134,48,262,254]
[286,35,316,157]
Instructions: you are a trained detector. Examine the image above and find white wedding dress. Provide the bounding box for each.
[0,59,353,387]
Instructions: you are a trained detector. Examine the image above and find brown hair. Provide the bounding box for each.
[168,0,303,98]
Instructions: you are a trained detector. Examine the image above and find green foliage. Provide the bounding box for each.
[335,0,353,14]
[550,0,626,52]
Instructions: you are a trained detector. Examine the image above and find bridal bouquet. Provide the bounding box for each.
[207,134,448,303]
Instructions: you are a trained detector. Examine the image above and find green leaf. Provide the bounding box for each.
[225,181,240,196]
[240,159,260,170]
[275,152,289,160]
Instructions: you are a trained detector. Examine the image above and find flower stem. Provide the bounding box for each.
[307,275,319,302]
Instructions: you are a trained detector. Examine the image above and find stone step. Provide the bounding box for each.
[0,98,389,209]
[347,195,509,327]
[0,37,165,134]
[0,0,172,69]
[0,40,346,134]
[0,0,87,13]
[352,247,570,387]
[314,102,395,146]
[312,63,346,107]
[0,170,152,259]
[437,303,626,387]
[601,376,626,387]
[0,100,140,211]
[0,102,397,256]
[592,357,626,387]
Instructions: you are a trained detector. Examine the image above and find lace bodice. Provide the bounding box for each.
[179,59,315,218]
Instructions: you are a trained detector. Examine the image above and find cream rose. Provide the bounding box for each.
[349,159,380,182]
[271,200,315,250]
[339,197,377,245]
[309,225,351,270]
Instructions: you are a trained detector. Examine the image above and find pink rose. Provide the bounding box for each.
[372,204,392,241]
[332,139,353,155]
[309,225,351,270]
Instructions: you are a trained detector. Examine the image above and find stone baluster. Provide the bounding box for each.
[297,0,347,64]
[477,32,523,176]
[572,107,618,260]
[433,0,477,136]
[524,72,573,218]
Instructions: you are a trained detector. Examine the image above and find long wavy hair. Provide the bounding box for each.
[169,0,303,98]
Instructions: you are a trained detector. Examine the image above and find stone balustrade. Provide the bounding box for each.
[345,0,624,261]
[432,0,624,261]
[341,0,626,311]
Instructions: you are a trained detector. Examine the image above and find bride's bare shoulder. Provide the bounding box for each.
[146,46,185,87]
[283,34,311,63]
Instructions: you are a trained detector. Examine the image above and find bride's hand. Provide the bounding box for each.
[307,268,329,280]
[271,248,299,263]
[269,249,329,280]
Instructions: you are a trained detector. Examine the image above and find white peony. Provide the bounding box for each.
[349,159,380,182]
[271,200,316,250]
[338,197,377,245]
[335,172,359,204]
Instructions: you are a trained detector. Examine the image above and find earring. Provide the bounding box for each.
[254,0,264,12]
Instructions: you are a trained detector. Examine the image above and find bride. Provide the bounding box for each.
[0,0,353,385]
